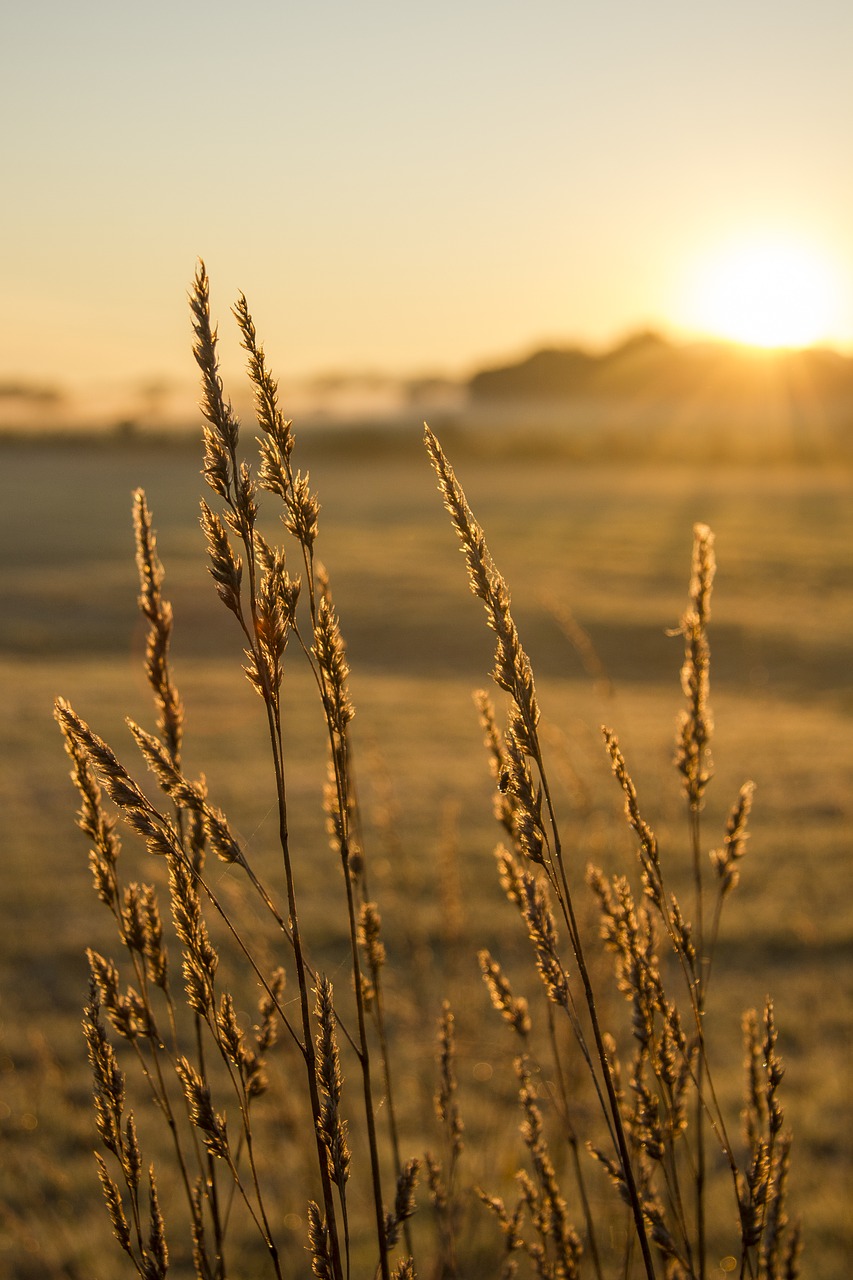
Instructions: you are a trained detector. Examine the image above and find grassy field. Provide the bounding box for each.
[1,430,851,1277]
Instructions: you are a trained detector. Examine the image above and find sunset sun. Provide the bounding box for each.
[686,235,842,350]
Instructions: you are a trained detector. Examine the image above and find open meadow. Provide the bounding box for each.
[0,427,851,1278]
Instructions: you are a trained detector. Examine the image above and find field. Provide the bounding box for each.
[1,429,851,1278]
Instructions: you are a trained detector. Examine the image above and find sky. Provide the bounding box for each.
[3,0,853,399]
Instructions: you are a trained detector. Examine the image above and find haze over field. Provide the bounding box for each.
[4,331,853,464]
[3,0,853,414]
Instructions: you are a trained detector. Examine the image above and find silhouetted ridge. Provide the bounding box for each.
[467,331,853,408]
[469,346,596,399]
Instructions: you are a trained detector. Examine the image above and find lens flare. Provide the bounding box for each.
[686,236,842,349]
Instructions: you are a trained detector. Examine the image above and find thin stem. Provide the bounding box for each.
[340,844,390,1279]
[690,805,707,1280]
[266,702,345,1280]
[531,738,657,1280]
[545,1005,604,1280]
[362,927,412,1259]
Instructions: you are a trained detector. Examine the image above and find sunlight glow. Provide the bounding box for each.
[687,236,842,349]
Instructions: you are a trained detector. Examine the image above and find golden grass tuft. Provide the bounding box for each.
[52,265,804,1280]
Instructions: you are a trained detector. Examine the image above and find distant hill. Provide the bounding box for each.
[467,331,853,408]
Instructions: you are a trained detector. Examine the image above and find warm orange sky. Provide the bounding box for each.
[3,1,853,397]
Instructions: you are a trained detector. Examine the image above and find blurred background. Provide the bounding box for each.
[2,0,853,437]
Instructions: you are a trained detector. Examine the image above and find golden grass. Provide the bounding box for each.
[29,267,838,1279]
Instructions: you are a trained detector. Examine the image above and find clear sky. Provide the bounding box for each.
[3,0,853,395]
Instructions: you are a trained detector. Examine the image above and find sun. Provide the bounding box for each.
[684,234,842,350]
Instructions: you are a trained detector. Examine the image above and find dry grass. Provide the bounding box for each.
[17,266,840,1277]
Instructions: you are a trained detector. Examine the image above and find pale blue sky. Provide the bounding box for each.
[3,0,853,391]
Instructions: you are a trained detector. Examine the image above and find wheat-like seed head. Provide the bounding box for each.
[314,977,350,1190]
[88,949,149,1043]
[167,850,219,1016]
[502,720,547,865]
[689,523,716,627]
[58,711,123,907]
[711,781,756,896]
[189,1180,210,1277]
[129,719,245,867]
[83,982,126,1159]
[232,290,294,459]
[478,950,531,1038]
[119,882,147,955]
[742,1008,765,1146]
[511,1059,583,1280]
[425,426,539,730]
[424,1149,450,1220]
[122,1114,141,1192]
[139,884,168,988]
[190,262,240,498]
[674,523,717,808]
[94,1152,132,1255]
[175,1056,229,1160]
[133,488,184,764]
[588,871,660,1047]
[474,689,518,838]
[256,967,286,1055]
[358,902,386,978]
[761,1132,793,1272]
[146,1167,169,1278]
[519,872,570,1009]
[313,593,354,739]
[602,728,665,910]
[478,1188,525,1257]
[628,1052,666,1163]
[307,1200,334,1279]
[200,497,244,619]
[435,1001,464,1157]
[284,469,320,550]
[383,1158,419,1249]
[762,999,785,1138]
[495,843,525,907]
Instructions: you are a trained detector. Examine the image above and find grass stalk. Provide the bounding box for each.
[52,267,803,1280]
